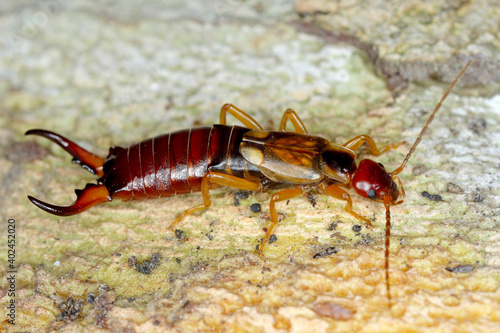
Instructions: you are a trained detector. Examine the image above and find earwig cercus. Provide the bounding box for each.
[26,60,471,307]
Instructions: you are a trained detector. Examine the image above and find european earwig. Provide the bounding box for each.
[26,60,471,307]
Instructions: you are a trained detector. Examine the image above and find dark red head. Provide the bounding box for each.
[352,159,399,203]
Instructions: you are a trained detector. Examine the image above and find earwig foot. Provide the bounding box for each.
[256,242,266,255]
[362,218,374,228]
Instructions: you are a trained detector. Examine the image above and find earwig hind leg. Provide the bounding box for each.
[279,109,308,134]
[257,187,303,255]
[319,183,373,227]
[167,172,261,229]
[219,104,264,130]
[343,135,405,156]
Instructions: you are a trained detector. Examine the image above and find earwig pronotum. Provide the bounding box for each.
[26,60,471,307]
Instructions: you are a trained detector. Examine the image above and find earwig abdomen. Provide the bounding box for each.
[101,125,262,201]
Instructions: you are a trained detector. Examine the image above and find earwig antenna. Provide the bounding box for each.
[391,60,471,176]
[383,196,392,308]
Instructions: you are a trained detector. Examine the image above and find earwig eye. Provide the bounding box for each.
[367,189,378,200]
[378,162,385,169]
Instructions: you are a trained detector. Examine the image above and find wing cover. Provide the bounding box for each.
[241,130,330,184]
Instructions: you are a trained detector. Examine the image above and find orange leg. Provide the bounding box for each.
[219,104,263,130]
[319,183,373,227]
[257,187,304,254]
[279,109,308,134]
[392,175,406,205]
[168,172,260,229]
[343,135,404,156]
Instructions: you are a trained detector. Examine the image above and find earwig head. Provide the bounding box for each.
[352,159,399,203]
[319,144,357,184]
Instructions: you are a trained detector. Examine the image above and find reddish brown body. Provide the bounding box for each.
[26,61,471,308]
[103,125,261,200]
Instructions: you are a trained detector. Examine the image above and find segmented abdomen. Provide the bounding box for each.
[101,125,262,200]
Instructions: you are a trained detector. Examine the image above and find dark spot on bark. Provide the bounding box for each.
[467,118,487,135]
[445,265,474,273]
[269,234,277,244]
[422,191,442,201]
[234,191,250,206]
[128,256,138,268]
[250,203,261,212]
[353,234,374,246]
[57,297,82,321]
[327,221,339,231]
[313,247,337,259]
[174,229,184,240]
[134,253,161,274]
[472,192,484,202]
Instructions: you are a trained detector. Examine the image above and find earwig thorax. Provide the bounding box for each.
[318,144,357,184]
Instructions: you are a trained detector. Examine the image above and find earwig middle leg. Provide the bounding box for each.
[219,104,264,130]
[343,135,405,156]
[279,109,308,134]
[257,187,304,254]
[319,183,373,227]
[168,172,261,229]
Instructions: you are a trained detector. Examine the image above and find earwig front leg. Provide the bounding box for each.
[219,104,264,130]
[279,109,308,134]
[343,135,405,156]
[168,172,261,229]
[257,187,304,254]
[392,175,406,205]
[319,183,373,227]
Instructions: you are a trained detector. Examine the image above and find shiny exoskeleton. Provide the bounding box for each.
[26,61,471,307]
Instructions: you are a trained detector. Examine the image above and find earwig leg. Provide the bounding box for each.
[168,172,261,229]
[279,109,308,134]
[219,104,264,130]
[204,172,261,191]
[392,175,406,205]
[168,174,212,229]
[343,135,405,156]
[257,187,304,254]
[25,129,105,177]
[27,184,111,216]
[319,183,373,227]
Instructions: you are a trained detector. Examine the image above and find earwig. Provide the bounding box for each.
[26,61,471,307]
